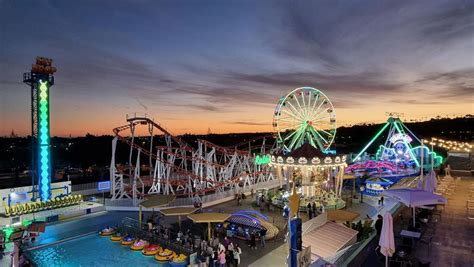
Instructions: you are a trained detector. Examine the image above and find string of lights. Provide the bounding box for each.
[423,137,472,153]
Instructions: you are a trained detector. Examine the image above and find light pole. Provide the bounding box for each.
[360,186,365,203]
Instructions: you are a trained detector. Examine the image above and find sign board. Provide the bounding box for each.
[97,181,111,191]
[189,252,197,264]
[389,133,412,144]
[9,192,29,205]
[297,246,311,267]
[255,155,271,165]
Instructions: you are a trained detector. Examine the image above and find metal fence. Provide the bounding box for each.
[71,182,97,191]
[120,217,194,255]
[106,179,281,208]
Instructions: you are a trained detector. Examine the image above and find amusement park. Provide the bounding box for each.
[1,2,474,267]
[0,56,472,267]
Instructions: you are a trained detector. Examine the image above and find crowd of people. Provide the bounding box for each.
[196,235,243,267]
[144,215,266,266]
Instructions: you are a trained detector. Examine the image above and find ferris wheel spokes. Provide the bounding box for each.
[273,87,337,152]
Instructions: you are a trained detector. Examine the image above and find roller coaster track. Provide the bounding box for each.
[198,139,249,156]
[111,114,272,199]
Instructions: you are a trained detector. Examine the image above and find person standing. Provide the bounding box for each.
[218,251,226,267]
[233,243,242,266]
[207,246,215,267]
[307,202,312,219]
[201,239,208,252]
[380,196,384,206]
[445,164,451,176]
[311,202,317,217]
[218,241,226,255]
[250,231,257,250]
[212,249,218,267]
[260,228,267,247]
[375,214,383,236]
[228,241,235,266]
[223,236,230,250]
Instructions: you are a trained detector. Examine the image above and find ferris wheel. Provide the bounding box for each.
[273,87,337,153]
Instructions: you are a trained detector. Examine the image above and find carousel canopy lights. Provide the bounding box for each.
[270,143,347,167]
[269,153,347,168]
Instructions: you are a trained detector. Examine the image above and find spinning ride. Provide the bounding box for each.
[349,113,443,195]
[352,114,443,176]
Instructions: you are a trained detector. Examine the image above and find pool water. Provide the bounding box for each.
[27,234,163,267]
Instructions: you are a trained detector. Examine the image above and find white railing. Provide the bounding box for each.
[105,179,281,209]
[126,113,154,122]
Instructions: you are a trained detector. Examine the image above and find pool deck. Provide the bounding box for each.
[0,191,396,267]
[414,176,474,266]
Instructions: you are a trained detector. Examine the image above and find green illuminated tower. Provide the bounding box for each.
[23,57,57,201]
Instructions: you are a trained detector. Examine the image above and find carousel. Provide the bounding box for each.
[268,87,347,211]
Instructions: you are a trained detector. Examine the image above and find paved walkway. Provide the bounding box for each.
[249,193,400,266]
[415,176,474,266]
[363,174,474,267]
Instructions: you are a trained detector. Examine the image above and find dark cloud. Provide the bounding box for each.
[226,121,269,126]
[1,0,473,135]
[414,68,474,99]
[275,4,342,69]
[179,104,220,112]
[389,99,447,105]
[223,71,406,97]
[418,3,474,42]
[168,85,277,105]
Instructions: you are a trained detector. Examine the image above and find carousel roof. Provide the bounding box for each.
[287,143,326,158]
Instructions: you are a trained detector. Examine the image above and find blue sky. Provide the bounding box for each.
[1,0,473,135]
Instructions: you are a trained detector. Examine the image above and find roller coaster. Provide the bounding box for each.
[110,113,276,206]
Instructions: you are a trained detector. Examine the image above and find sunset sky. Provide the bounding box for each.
[1,0,473,136]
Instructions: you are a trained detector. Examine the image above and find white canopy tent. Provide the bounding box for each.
[383,188,446,227]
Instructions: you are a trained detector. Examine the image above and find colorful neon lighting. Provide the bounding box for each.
[412,146,443,166]
[393,121,419,166]
[255,155,271,165]
[346,160,397,172]
[373,144,442,167]
[38,80,51,201]
[2,227,14,241]
[389,133,413,144]
[353,122,390,162]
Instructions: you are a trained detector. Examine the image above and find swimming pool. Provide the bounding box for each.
[27,234,160,267]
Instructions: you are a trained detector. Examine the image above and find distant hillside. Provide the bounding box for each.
[333,116,473,154]
[0,116,472,174]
